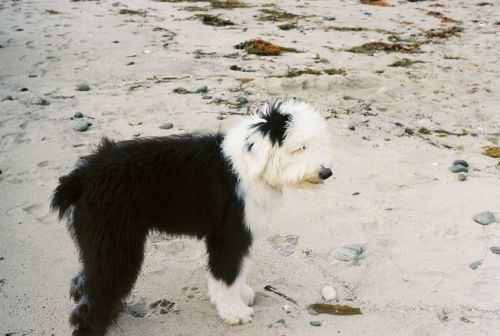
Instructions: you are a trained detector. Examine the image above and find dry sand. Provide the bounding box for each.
[1,0,500,335]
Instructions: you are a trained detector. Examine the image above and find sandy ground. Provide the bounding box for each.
[1,0,500,335]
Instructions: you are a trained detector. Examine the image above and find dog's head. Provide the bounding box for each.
[224,99,332,189]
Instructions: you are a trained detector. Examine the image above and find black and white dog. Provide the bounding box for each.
[52,99,332,335]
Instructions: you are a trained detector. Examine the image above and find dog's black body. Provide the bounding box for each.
[52,134,252,336]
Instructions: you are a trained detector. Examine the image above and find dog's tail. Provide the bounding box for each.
[51,168,85,220]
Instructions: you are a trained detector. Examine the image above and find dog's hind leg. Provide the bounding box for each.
[205,230,253,325]
[70,221,147,336]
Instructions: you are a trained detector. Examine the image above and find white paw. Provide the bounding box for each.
[218,304,254,325]
[240,283,255,306]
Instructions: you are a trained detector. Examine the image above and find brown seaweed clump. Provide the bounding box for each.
[360,0,393,7]
[119,9,147,17]
[346,41,421,55]
[285,68,346,78]
[234,39,298,56]
[257,8,303,22]
[425,26,463,39]
[307,303,362,316]
[388,58,424,67]
[426,11,458,24]
[210,0,248,9]
[196,14,235,26]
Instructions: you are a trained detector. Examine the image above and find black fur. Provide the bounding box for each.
[51,134,252,336]
[251,100,292,146]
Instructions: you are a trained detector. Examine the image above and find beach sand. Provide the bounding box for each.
[1,0,499,335]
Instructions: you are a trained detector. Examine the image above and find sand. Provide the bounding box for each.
[1,0,499,335]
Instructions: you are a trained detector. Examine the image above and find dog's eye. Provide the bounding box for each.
[301,145,306,150]
[292,145,306,154]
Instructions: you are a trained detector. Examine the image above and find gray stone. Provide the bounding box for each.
[310,321,322,327]
[216,116,224,120]
[159,122,173,130]
[453,160,468,167]
[76,83,90,91]
[450,165,468,173]
[457,174,466,181]
[236,96,248,105]
[276,319,285,324]
[334,244,363,261]
[490,246,500,255]
[173,87,189,94]
[74,121,91,132]
[469,260,482,270]
[195,85,208,94]
[348,124,355,131]
[73,111,84,118]
[473,211,496,225]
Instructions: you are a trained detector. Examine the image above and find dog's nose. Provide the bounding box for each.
[319,168,333,180]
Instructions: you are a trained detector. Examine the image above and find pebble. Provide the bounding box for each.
[321,286,336,301]
[310,321,322,327]
[352,192,360,196]
[30,96,49,105]
[216,116,224,120]
[473,211,496,225]
[73,111,84,118]
[195,85,208,94]
[20,87,28,92]
[348,124,355,131]
[450,165,468,173]
[469,260,482,270]
[276,319,285,324]
[453,160,468,167]
[490,246,500,255]
[236,96,248,105]
[457,174,466,181]
[74,121,91,132]
[202,95,212,100]
[173,87,189,94]
[159,122,173,130]
[334,244,363,261]
[282,304,290,312]
[75,83,90,91]
[394,122,404,127]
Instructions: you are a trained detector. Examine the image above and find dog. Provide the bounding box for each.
[51,99,332,335]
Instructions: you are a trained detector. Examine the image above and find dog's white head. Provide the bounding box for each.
[223,99,332,189]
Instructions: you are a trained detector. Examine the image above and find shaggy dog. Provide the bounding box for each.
[51,99,332,336]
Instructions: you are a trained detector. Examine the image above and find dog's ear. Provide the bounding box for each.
[242,132,274,180]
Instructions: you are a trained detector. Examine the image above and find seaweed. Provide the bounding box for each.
[388,58,424,67]
[325,26,368,32]
[258,8,303,22]
[484,146,500,158]
[360,0,393,7]
[210,0,248,9]
[264,285,297,304]
[152,27,176,39]
[46,9,61,14]
[426,11,458,24]
[183,5,209,11]
[424,26,463,39]
[119,9,147,17]
[234,38,299,56]
[346,41,421,55]
[196,14,234,26]
[307,303,362,316]
[278,22,298,30]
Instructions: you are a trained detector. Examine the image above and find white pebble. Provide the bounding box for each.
[321,286,336,301]
[143,49,152,54]
[282,304,290,312]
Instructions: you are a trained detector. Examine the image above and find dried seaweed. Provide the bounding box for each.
[278,22,298,30]
[425,26,463,39]
[283,68,346,78]
[388,58,424,67]
[426,11,457,24]
[325,26,368,32]
[258,8,303,22]
[360,0,393,7]
[346,42,421,55]
[46,9,61,14]
[307,303,362,316]
[119,9,147,17]
[484,147,500,158]
[183,5,209,11]
[210,0,248,9]
[196,14,234,26]
[234,39,298,56]
[264,285,297,304]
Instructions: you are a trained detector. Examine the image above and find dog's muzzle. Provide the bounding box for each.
[319,167,333,181]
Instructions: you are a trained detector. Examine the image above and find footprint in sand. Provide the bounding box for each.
[182,286,201,301]
[124,297,176,318]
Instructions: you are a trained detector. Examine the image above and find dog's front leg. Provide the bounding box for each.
[206,235,254,325]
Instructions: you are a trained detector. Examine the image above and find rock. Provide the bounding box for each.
[216,116,224,120]
[469,260,482,270]
[334,244,363,261]
[20,87,28,92]
[450,165,468,173]
[490,246,500,255]
[236,96,248,105]
[394,122,404,127]
[159,122,173,130]
[276,319,285,324]
[2,95,13,101]
[195,85,208,94]
[321,286,336,301]
[404,127,414,135]
[457,174,466,181]
[173,87,189,94]
[202,95,212,100]
[310,321,322,327]
[29,96,49,105]
[348,124,355,131]
[73,111,84,118]
[74,121,91,132]
[352,192,360,196]
[453,160,468,167]
[75,83,90,91]
[282,304,290,312]
[473,211,496,225]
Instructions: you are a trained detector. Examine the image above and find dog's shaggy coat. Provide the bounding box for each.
[52,99,332,335]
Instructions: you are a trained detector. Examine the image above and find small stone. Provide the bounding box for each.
[394,122,404,127]
[73,111,84,118]
[457,174,466,181]
[20,87,28,92]
[404,127,414,135]
[310,321,322,327]
[0,256,4,261]
[236,96,248,105]
[282,304,290,312]
[30,96,49,105]
[276,319,285,324]
[490,246,500,255]
[75,83,90,91]
[202,95,212,100]
[453,160,468,167]
[195,85,208,94]
[352,192,360,196]
[469,260,482,270]
[133,133,141,137]
[450,165,468,173]
[74,121,91,132]
[112,40,119,43]
[334,244,363,262]
[321,286,336,301]
[159,122,173,130]
[173,87,189,94]
[473,211,496,225]
[216,116,224,120]
[348,124,355,131]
